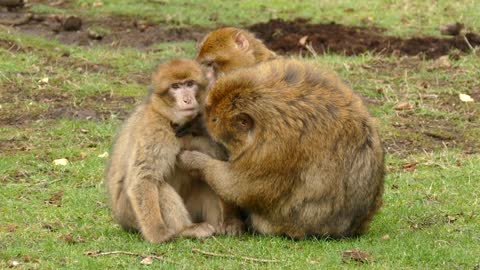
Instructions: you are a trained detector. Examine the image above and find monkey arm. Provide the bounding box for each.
[180,136,228,160]
[179,150,243,204]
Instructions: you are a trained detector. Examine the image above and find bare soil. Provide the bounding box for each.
[1,11,206,48]
[248,18,480,59]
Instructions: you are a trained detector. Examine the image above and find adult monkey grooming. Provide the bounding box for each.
[180,59,385,239]
[196,27,278,84]
[105,59,243,243]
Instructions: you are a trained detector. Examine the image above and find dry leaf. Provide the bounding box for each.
[341,249,371,263]
[92,1,103,7]
[395,102,414,110]
[402,162,417,172]
[459,93,474,102]
[39,77,49,84]
[140,256,153,265]
[7,224,16,232]
[80,129,89,134]
[8,260,21,268]
[79,152,87,159]
[446,215,457,223]
[299,35,309,46]
[46,191,64,206]
[381,234,390,240]
[98,152,109,158]
[53,158,69,166]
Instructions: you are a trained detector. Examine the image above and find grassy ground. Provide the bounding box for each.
[1,1,479,269]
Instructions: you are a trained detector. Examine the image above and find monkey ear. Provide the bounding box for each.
[234,113,254,132]
[234,32,249,51]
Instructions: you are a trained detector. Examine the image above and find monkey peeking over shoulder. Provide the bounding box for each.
[105,58,243,244]
[179,58,385,239]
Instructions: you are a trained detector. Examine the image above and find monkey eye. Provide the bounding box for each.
[171,83,180,89]
[204,61,214,67]
[186,80,194,87]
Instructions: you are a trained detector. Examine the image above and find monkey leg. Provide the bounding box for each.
[112,190,138,232]
[158,182,216,240]
[127,180,176,244]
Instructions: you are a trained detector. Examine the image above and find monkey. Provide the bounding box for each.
[105,58,243,244]
[196,27,278,85]
[179,58,385,239]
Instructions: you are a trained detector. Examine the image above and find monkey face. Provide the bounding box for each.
[150,59,208,125]
[197,28,256,80]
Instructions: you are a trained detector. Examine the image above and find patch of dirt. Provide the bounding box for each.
[1,11,206,48]
[351,57,479,156]
[248,18,480,59]
[0,85,136,126]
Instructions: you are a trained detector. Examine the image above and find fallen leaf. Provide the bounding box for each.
[8,260,21,268]
[7,224,16,232]
[53,158,69,166]
[59,234,75,244]
[298,35,309,46]
[395,102,414,110]
[446,215,457,224]
[98,152,109,158]
[38,77,49,84]
[46,191,64,206]
[391,184,399,189]
[80,129,89,134]
[79,152,87,159]
[381,234,390,240]
[59,233,84,244]
[459,93,474,102]
[140,256,153,265]
[341,249,371,263]
[402,162,417,172]
[92,1,103,7]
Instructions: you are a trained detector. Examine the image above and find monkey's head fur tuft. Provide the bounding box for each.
[196,27,277,75]
[151,58,207,94]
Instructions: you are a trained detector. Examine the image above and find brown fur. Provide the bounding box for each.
[196,27,278,75]
[179,58,385,239]
[105,58,243,243]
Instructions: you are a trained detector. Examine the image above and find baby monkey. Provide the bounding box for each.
[180,59,385,239]
[105,58,243,244]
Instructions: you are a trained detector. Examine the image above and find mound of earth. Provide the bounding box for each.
[248,18,480,59]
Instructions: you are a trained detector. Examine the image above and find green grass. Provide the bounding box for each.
[1,0,480,269]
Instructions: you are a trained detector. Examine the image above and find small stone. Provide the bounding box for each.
[63,16,82,31]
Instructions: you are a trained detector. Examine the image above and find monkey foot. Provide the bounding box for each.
[180,222,215,239]
[217,218,245,236]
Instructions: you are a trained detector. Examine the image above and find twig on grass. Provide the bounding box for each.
[192,248,281,263]
[463,34,476,52]
[84,250,175,264]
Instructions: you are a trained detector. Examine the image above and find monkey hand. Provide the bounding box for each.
[178,150,211,171]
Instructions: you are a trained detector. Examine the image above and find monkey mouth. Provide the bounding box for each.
[180,108,197,112]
